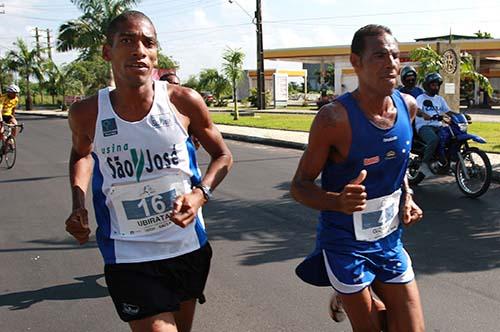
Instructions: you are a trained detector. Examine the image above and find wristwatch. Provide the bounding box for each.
[193,184,213,201]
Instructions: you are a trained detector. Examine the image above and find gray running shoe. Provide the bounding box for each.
[329,292,346,322]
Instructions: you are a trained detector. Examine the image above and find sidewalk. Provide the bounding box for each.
[16,109,500,183]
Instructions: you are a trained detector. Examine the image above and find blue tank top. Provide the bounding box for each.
[398,86,424,99]
[317,90,412,252]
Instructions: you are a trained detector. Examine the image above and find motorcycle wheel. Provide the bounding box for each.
[407,154,425,185]
[455,147,492,198]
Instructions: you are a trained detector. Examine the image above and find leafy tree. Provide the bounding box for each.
[222,47,245,119]
[42,60,62,105]
[461,52,493,97]
[410,45,493,97]
[183,75,199,90]
[157,53,178,70]
[474,30,493,39]
[57,0,141,60]
[198,68,230,106]
[288,82,301,94]
[314,64,335,90]
[65,56,111,96]
[248,88,271,108]
[0,56,14,93]
[6,38,44,110]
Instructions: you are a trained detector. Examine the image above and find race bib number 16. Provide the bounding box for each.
[109,173,188,238]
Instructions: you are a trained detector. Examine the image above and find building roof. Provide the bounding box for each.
[264,39,500,63]
[414,34,482,42]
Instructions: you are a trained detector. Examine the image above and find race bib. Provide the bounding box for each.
[109,172,189,238]
[353,189,401,242]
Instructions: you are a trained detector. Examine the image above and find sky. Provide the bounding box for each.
[1,0,500,81]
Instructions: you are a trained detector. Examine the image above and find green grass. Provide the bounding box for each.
[468,122,500,153]
[211,112,500,153]
[211,112,315,131]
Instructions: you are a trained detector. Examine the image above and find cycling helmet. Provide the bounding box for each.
[6,84,20,93]
[400,66,417,80]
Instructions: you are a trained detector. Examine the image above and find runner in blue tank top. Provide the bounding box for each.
[291,25,425,332]
[64,11,233,332]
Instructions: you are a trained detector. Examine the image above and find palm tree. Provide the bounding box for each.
[198,69,230,106]
[6,38,44,110]
[222,47,245,120]
[0,56,14,93]
[57,0,141,60]
[43,60,64,105]
[410,45,493,97]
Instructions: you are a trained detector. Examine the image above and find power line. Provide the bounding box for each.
[263,6,500,24]
[227,0,253,21]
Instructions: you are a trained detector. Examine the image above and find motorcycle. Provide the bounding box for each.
[407,100,492,198]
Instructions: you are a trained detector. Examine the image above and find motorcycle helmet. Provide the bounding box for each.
[400,66,417,81]
[6,84,20,94]
[423,72,443,87]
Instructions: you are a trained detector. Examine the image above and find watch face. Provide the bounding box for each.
[196,184,212,200]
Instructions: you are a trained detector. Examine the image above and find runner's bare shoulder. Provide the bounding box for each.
[400,92,418,120]
[312,100,350,143]
[168,85,207,118]
[68,95,98,139]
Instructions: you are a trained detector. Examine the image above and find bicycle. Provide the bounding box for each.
[0,121,24,169]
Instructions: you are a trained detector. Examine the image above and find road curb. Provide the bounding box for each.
[17,110,68,118]
[221,132,307,151]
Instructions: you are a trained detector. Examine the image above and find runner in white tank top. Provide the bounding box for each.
[65,11,233,332]
[92,80,206,264]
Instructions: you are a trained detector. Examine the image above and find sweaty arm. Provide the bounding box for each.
[400,94,423,225]
[168,87,233,227]
[65,98,97,244]
[290,103,367,215]
[171,87,233,191]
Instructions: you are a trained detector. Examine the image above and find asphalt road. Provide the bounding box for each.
[1,116,499,332]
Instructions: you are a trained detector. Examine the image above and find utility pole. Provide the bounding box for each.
[46,29,52,59]
[34,27,41,56]
[255,0,265,109]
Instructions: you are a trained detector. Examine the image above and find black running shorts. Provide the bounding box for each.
[104,243,212,322]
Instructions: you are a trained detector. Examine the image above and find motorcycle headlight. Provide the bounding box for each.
[458,123,468,132]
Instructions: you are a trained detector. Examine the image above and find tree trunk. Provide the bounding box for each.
[26,76,33,110]
[61,87,67,111]
[232,82,239,120]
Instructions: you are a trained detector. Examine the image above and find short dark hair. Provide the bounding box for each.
[106,10,156,45]
[159,73,180,84]
[351,24,392,56]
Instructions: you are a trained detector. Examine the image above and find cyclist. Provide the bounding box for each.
[1,84,20,137]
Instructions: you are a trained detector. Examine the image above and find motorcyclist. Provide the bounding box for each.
[398,65,424,98]
[415,73,453,177]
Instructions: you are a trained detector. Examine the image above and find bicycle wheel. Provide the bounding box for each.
[4,136,16,169]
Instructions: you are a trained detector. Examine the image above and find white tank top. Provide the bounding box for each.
[91,80,207,264]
